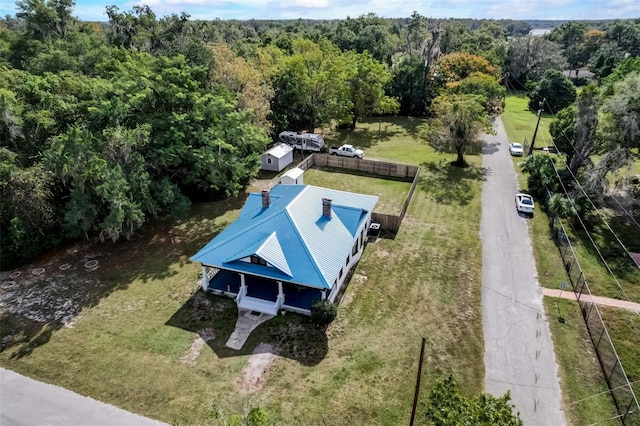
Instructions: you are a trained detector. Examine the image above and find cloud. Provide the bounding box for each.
[4,0,638,21]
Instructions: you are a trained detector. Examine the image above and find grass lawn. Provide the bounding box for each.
[502,94,554,151]
[599,306,640,403]
[0,117,485,425]
[563,223,640,302]
[543,297,618,425]
[302,168,412,215]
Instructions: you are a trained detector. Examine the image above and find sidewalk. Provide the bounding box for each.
[542,288,640,313]
[0,368,167,426]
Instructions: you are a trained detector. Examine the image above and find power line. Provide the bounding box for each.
[550,161,634,301]
[505,73,640,264]
[512,86,639,272]
[504,72,639,297]
[540,96,640,236]
[560,158,640,272]
[608,193,640,229]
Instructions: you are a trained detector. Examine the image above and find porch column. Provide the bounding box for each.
[240,273,246,298]
[277,281,284,303]
[322,289,327,300]
[201,266,208,292]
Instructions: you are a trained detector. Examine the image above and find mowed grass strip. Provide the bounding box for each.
[0,117,484,425]
[599,306,640,403]
[543,297,618,425]
[303,167,411,215]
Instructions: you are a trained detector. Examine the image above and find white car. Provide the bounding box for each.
[515,193,535,215]
[509,143,524,156]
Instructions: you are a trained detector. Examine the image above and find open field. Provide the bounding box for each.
[0,117,485,425]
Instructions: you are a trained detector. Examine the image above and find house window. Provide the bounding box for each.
[250,255,266,266]
[345,255,350,266]
[339,268,343,279]
[352,241,358,256]
[267,158,272,164]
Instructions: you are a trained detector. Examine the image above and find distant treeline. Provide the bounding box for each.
[1,2,638,268]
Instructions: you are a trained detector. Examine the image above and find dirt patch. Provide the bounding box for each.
[339,274,366,309]
[180,328,216,366]
[0,244,113,351]
[235,343,278,393]
[375,249,390,258]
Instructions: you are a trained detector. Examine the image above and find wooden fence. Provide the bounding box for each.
[310,154,418,178]
[295,153,420,232]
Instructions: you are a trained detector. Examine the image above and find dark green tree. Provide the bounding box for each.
[0,148,58,268]
[506,36,566,87]
[547,21,588,69]
[269,38,351,133]
[528,69,576,114]
[425,376,523,426]
[16,0,75,41]
[549,105,577,161]
[567,85,600,174]
[344,50,398,128]
[519,154,559,201]
[418,94,493,167]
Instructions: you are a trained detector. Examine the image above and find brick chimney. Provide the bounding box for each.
[322,198,332,218]
[261,190,271,208]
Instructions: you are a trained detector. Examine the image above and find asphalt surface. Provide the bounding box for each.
[0,368,167,426]
[481,117,567,425]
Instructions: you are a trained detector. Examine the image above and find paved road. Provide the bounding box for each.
[481,117,566,425]
[0,368,167,426]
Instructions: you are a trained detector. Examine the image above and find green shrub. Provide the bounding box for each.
[310,299,337,330]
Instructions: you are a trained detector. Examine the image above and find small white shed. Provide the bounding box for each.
[281,167,304,185]
[260,143,294,172]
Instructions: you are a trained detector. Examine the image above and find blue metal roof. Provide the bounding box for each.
[190,184,378,289]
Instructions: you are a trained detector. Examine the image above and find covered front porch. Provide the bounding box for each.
[202,267,325,315]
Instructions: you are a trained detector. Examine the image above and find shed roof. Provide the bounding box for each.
[190,184,378,289]
[283,167,304,180]
[264,143,293,159]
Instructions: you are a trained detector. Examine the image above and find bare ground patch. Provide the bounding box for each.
[235,343,278,393]
[0,245,112,352]
[180,328,216,366]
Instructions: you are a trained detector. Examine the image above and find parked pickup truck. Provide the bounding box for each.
[328,144,364,159]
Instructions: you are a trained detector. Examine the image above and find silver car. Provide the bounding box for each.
[509,143,524,156]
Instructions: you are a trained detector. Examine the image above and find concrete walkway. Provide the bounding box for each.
[226,309,274,350]
[542,288,640,313]
[0,368,166,426]
[481,117,566,425]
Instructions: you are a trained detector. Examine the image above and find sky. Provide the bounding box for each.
[2,0,639,22]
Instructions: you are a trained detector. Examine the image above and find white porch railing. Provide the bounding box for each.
[237,295,281,316]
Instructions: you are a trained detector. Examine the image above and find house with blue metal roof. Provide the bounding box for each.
[190,184,378,316]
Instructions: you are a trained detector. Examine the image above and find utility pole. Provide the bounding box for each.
[528,98,545,156]
[409,338,426,426]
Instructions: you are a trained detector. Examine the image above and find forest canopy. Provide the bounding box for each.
[1,1,639,268]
